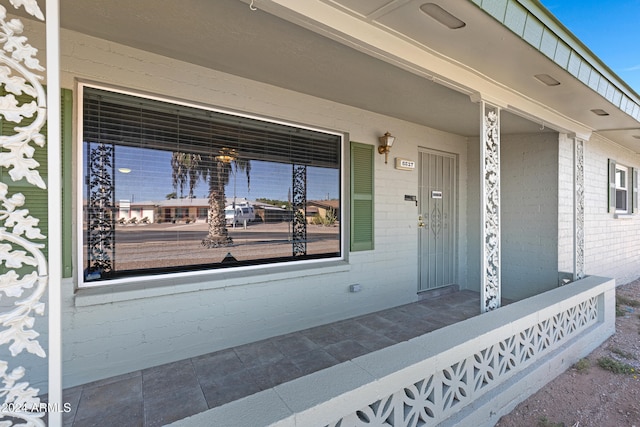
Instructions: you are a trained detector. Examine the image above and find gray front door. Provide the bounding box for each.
[418,149,457,292]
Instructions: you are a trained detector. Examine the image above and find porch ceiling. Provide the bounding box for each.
[30,0,640,148]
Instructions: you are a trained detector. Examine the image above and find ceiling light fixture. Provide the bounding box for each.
[534,74,561,86]
[590,109,609,116]
[420,3,466,29]
[118,168,131,174]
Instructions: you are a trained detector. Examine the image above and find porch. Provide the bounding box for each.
[60,276,614,427]
[61,288,481,426]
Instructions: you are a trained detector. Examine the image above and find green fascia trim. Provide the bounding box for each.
[471,0,640,121]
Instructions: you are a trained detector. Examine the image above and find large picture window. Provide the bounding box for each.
[80,85,342,285]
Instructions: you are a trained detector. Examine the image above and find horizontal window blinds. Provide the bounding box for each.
[83,87,340,168]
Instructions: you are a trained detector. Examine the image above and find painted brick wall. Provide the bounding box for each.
[582,135,640,284]
[15,23,470,389]
[500,133,559,300]
[467,132,560,301]
[557,134,575,276]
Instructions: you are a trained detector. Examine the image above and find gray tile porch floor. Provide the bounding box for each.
[61,289,486,427]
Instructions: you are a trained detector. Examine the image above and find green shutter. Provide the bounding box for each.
[350,142,374,251]
[61,88,73,277]
[0,88,49,263]
[608,159,616,213]
[0,87,73,276]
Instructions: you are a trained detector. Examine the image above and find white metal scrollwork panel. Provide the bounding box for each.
[574,138,585,280]
[0,1,48,425]
[480,101,501,312]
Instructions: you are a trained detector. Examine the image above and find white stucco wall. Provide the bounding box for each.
[12,23,471,389]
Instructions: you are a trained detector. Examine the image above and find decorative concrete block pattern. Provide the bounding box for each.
[325,294,598,426]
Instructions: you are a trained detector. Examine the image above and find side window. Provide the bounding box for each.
[609,159,638,215]
[615,165,628,212]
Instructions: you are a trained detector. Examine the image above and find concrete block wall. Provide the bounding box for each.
[470,128,640,298]
[18,20,471,389]
[582,134,640,284]
[500,133,559,299]
[467,132,560,301]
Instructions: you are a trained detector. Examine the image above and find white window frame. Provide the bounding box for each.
[608,159,638,218]
[615,164,629,213]
[76,81,347,289]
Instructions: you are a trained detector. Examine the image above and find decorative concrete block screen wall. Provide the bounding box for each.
[173,275,614,427]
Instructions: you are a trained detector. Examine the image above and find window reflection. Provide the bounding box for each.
[81,86,341,283]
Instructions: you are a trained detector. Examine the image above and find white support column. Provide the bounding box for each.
[480,101,501,312]
[573,137,585,281]
[46,0,62,425]
[0,0,60,425]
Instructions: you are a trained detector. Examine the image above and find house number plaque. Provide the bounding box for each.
[395,158,415,171]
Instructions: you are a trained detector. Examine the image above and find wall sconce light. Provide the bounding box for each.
[378,132,395,164]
